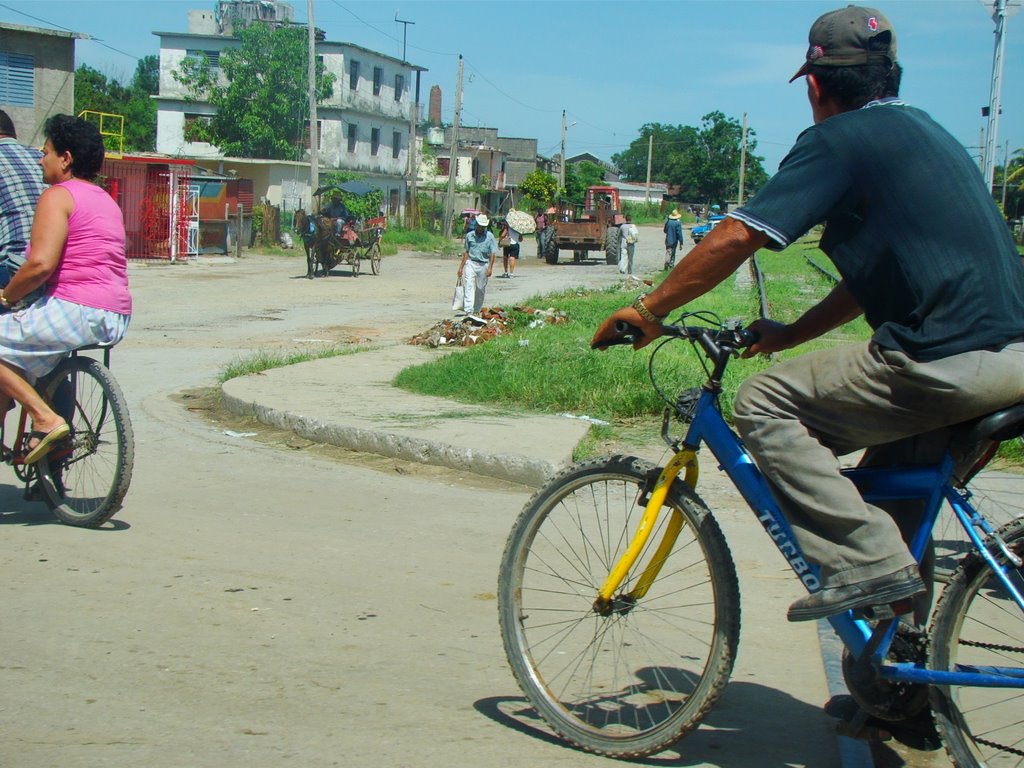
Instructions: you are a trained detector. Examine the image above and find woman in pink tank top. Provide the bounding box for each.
[0,114,131,464]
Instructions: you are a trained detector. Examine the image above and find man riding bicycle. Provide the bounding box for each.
[593,5,1024,623]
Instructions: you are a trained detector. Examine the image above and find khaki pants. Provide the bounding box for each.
[733,341,1024,587]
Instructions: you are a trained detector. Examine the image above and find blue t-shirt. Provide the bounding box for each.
[664,218,683,246]
[464,230,497,263]
[731,100,1024,362]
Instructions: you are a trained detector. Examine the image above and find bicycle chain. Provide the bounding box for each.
[976,736,1024,758]
[959,639,1024,654]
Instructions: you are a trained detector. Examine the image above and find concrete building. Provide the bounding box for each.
[0,22,85,146]
[153,2,425,216]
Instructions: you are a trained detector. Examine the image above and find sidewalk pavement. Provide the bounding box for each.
[220,343,593,487]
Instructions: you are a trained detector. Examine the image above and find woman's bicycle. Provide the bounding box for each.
[2,343,133,527]
[497,312,1024,766]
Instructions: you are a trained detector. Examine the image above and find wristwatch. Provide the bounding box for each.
[632,293,665,324]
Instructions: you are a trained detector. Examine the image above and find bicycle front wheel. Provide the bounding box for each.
[40,356,134,527]
[929,518,1024,767]
[498,456,740,758]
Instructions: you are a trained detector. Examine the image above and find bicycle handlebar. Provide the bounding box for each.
[592,320,760,352]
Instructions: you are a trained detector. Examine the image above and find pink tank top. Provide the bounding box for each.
[45,179,131,314]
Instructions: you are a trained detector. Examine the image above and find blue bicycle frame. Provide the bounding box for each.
[682,383,1024,689]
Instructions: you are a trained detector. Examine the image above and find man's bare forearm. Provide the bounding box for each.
[642,218,769,319]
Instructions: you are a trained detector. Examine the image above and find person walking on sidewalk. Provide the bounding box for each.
[457,214,497,315]
[664,208,684,270]
[619,215,638,275]
[593,5,1024,623]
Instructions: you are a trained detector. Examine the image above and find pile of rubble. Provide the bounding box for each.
[409,306,569,348]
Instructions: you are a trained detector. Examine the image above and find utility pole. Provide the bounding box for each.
[982,0,1009,192]
[306,0,319,212]
[1002,139,1010,210]
[442,55,463,239]
[559,110,566,193]
[644,133,653,205]
[407,69,420,228]
[395,13,417,227]
[738,113,748,207]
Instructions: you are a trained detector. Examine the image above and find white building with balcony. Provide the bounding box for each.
[153,5,424,216]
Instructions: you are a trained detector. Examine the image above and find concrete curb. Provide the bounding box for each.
[220,387,564,487]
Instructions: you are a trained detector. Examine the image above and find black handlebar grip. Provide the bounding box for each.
[590,320,644,349]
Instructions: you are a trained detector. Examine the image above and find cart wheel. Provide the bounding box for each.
[369,242,382,275]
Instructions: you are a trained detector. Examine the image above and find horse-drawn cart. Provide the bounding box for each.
[317,216,385,277]
[295,183,387,279]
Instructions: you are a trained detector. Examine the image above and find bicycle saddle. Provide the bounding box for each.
[950,402,1024,485]
[958,402,1024,445]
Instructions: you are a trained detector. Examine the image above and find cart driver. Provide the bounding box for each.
[322,192,350,235]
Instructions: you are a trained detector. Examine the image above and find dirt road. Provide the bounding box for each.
[0,228,847,768]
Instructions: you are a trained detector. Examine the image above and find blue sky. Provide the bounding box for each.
[1,0,1021,177]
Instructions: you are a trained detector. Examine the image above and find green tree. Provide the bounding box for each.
[563,160,606,206]
[517,169,557,209]
[74,56,158,152]
[612,112,769,207]
[174,23,335,159]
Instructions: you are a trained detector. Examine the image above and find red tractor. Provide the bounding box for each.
[542,186,625,265]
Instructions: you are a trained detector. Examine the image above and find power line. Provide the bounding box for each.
[0,1,140,61]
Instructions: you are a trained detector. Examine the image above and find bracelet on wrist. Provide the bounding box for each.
[0,292,10,308]
[632,293,665,324]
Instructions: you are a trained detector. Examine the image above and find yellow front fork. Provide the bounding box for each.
[594,449,700,612]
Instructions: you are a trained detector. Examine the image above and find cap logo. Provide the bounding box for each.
[807,44,825,61]
[868,16,878,31]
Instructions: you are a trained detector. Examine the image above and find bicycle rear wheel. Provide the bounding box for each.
[498,456,740,758]
[929,518,1024,767]
[39,356,134,527]
[934,472,1024,580]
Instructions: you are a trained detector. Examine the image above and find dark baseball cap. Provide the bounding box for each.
[790,5,897,82]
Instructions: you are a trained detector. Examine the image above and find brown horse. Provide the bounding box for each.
[293,209,324,279]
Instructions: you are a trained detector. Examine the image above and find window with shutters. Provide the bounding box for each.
[303,120,322,150]
[373,66,382,96]
[371,127,380,156]
[186,49,219,76]
[0,52,34,107]
[392,131,401,159]
[394,74,404,102]
[347,123,357,153]
[349,60,359,90]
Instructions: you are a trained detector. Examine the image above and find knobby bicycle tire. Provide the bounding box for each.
[39,357,134,527]
[497,455,740,758]
[929,517,1024,767]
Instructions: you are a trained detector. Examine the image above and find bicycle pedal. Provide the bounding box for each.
[853,597,915,622]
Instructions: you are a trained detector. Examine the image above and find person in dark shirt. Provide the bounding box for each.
[592,5,1024,623]
[322,192,349,235]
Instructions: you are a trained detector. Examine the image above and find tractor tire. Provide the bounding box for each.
[605,227,620,265]
[544,233,559,264]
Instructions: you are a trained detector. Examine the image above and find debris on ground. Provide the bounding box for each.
[558,413,611,426]
[409,305,568,348]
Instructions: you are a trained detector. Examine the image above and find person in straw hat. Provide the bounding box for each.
[593,6,1024,623]
[664,208,684,270]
